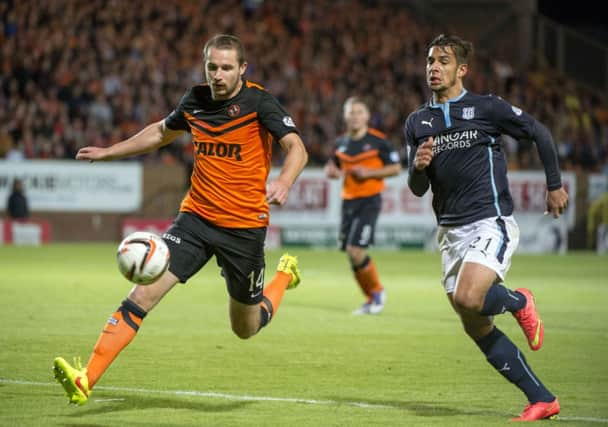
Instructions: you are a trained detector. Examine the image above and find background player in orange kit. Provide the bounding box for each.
[325,97,401,314]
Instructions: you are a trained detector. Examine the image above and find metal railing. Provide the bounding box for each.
[535,15,608,93]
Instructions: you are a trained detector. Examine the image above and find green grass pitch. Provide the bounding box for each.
[0,244,606,426]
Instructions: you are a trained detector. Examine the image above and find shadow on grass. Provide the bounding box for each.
[63,395,253,417]
[328,396,511,419]
[54,391,514,420]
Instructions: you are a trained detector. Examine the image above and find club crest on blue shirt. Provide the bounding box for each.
[462,107,475,120]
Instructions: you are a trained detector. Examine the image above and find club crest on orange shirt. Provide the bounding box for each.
[227,104,241,117]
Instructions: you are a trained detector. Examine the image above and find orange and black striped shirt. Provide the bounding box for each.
[164,80,299,228]
[332,128,400,200]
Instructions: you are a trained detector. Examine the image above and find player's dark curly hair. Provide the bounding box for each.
[428,34,474,65]
[203,34,246,65]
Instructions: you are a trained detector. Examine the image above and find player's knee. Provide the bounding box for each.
[453,287,484,312]
[346,246,366,265]
[230,323,257,339]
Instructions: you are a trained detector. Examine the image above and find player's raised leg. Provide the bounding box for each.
[450,263,558,421]
[464,267,544,351]
[259,253,302,327]
[512,288,544,351]
[53,271,179,405]
[454,218,544,351]
[229,253,301,339]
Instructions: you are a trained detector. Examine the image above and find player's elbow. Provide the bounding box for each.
[301,145,309,167]
[286,135,308,161]
[408,182,428,197]
[407,169,430,196]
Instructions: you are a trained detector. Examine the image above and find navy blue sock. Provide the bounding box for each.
[476,327,554,403]
[258,296,273,331]
[480,283,525,315]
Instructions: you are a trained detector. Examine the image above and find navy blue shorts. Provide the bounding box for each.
[339,194,381,250]
[162,212,266,305]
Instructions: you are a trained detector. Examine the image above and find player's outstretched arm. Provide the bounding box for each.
[528,120,569,218]
[75,120,184,162]
[267,132,308,206]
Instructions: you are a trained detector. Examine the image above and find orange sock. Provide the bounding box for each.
[259,271,291,327]
[86,299,146,388]
[354,258,384,300]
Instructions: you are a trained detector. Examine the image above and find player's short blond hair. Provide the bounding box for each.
[343,96,369,116]
[203,34,246,65]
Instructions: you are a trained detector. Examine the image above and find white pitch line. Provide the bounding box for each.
[1,378,607,423]
[0,378,391,409]
[104,385,392,409]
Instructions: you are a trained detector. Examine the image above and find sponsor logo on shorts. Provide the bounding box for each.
[163,233,181,244]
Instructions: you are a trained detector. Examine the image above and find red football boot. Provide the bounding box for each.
[513,288,544,351]
[512,398,560,421]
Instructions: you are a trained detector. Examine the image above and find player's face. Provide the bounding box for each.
[426,46,467,98]
[344,102,369,133]
[205,47,247,100]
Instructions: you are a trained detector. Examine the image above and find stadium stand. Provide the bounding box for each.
[1,0,607,173]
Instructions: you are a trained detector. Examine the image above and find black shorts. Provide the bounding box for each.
[162,212,266,305]
[339,194,381,251]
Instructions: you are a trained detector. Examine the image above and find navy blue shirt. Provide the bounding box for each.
[404,90,562,226]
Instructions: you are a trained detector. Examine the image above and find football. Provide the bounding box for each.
[116,231,170,285]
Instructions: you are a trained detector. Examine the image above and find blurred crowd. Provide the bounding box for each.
[1,0,607,173]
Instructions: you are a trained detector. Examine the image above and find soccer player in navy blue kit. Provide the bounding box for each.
[405,34,568,421]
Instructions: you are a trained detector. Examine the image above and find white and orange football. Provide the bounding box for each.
[116,231,170,285]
